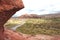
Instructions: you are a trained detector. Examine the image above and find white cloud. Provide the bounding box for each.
[13,0,60,17]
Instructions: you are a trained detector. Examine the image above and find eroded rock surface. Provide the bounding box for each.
[0,0,24,40]
[4,29,26,40]
[0,0,24,12]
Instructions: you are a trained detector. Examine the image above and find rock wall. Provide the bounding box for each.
[0,0,24,12]
[0,0,24,40]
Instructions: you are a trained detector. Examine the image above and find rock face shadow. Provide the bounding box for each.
[0,0,24,40]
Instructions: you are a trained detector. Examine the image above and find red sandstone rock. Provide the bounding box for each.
[0,0,24,40]
[0,0,24,12]
[4,29,26,40]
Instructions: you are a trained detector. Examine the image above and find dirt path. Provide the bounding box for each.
[10,21,26,31]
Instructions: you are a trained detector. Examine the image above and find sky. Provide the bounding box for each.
[13,0,60,17]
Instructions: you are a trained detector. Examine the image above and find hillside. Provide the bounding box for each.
[41,13,60,18]
[19,13,60,18]
[5,29,60,40]
[19,13,40,18]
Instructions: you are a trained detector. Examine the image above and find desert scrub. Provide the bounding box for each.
[16,18,60,35]
[5,18,22,29]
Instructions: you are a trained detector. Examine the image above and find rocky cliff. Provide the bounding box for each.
[0,0,24,40]
[0,0,24,12]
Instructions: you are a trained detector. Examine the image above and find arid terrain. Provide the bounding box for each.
[5,29,60,40]
[5,16,60,40]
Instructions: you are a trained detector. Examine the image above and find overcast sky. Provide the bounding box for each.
[13,0,60,17]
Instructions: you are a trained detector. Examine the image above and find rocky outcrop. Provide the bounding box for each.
[4,29,26,40]
[0,0,24,12]
[0,0,24,40]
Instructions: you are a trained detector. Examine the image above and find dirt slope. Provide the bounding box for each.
[4,29,60,40]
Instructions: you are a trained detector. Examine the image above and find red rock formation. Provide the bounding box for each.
[4,29,26,40]
[0,0,24,12]
[0,0,24,40]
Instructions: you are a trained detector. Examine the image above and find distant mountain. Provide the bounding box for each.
[19,13,60,18]
[19,13,40,18]
[41,13,60,18]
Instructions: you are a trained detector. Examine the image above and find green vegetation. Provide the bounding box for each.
[5,18,22,29]
[5,18,60,35]
[16,18,60,35]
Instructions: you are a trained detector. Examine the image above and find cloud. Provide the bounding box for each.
[13,0,60,17]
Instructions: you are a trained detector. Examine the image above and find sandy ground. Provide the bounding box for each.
[4,29,60,40]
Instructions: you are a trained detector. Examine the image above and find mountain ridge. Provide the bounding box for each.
[19,13,60,18]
